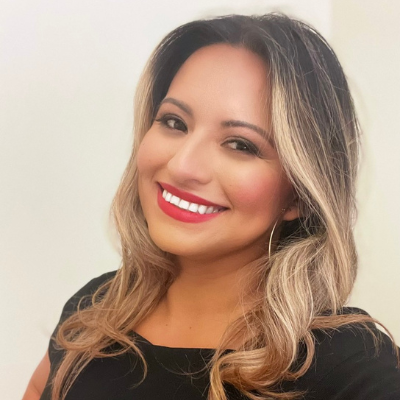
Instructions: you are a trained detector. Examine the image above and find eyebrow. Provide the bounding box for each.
[159,97,273,144]
[159,97,193,116]
[221,120,269,139]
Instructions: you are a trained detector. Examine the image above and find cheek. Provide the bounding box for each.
[226,168,287,214]
[136,140,151,176]
[137,131,166,175]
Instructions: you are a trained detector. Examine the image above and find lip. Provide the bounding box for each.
[159,182,225,207]
[157,183,226,223]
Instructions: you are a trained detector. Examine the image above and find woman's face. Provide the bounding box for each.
[137,44,298,266]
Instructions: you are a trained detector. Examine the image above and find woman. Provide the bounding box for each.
[23,13,400,400]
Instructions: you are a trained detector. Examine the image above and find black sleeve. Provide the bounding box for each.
[40,271,117,400]
[47,271,117,364]
[295,322,400,400]
[311,340,400,399]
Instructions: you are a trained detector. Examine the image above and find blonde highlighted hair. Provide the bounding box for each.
[51,14,391,400]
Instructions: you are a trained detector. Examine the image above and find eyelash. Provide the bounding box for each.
[224,137,260,156]
[154,114,187,132]
[154,114,261,157]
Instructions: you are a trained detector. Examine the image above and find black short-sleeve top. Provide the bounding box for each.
[40,271,400,400]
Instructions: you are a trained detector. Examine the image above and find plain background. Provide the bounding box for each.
[1,0,399,398]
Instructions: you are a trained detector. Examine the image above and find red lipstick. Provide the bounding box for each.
[159,182,222,207]
[157,183,225,223]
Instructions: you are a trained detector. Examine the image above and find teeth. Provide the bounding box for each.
[170,195,180,206]
[161,188,223,215]
[198,205,207,214]
[178,199,190,210]
[188,203,199,213]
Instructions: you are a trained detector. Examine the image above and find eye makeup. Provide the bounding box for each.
[154,114,188,132]
[223,137,261,156]
[153,109,271,159]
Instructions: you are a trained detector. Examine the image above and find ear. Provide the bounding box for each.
[282,198,300,221]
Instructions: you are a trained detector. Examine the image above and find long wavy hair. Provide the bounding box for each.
[51,13,388,400]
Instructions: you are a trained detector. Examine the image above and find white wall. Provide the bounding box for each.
[0,1,398,398]
[331,0,400,344]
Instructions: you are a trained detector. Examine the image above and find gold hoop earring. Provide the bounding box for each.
[268,218,279,259]
[268,208,286,259]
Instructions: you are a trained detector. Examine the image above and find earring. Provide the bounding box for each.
[269,208,289,259]
[268,218,279,259]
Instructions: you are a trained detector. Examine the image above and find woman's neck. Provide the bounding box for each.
[136,255,256,349]
[165,262,245,317]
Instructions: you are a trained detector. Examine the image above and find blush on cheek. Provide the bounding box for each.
[137,137,159,172]
[231,174,283,208]
[137,131,174,173]
[136,139,150,171]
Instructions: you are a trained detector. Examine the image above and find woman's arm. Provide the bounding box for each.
[21,352,50,400]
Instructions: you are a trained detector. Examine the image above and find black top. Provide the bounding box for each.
[40,271,400,400]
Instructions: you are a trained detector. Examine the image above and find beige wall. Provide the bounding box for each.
[331,0,400,340]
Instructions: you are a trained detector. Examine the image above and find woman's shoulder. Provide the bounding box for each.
[50,270,118,337]
[74,270,118,297]
[313,307,396,356]
[60,270,117,313]
[289,307,400,399]
[48,271,118,359]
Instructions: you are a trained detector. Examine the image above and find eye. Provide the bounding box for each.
[224,138,260,156]
[154,114,187,133]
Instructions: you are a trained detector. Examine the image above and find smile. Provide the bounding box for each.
[157,183,226,223]
[162,189,223,214]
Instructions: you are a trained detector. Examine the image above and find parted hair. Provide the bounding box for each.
[51,13,387,400]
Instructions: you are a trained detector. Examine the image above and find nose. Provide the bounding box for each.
[166,132,213,186]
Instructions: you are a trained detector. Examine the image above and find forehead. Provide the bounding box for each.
[164,44,270,122]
